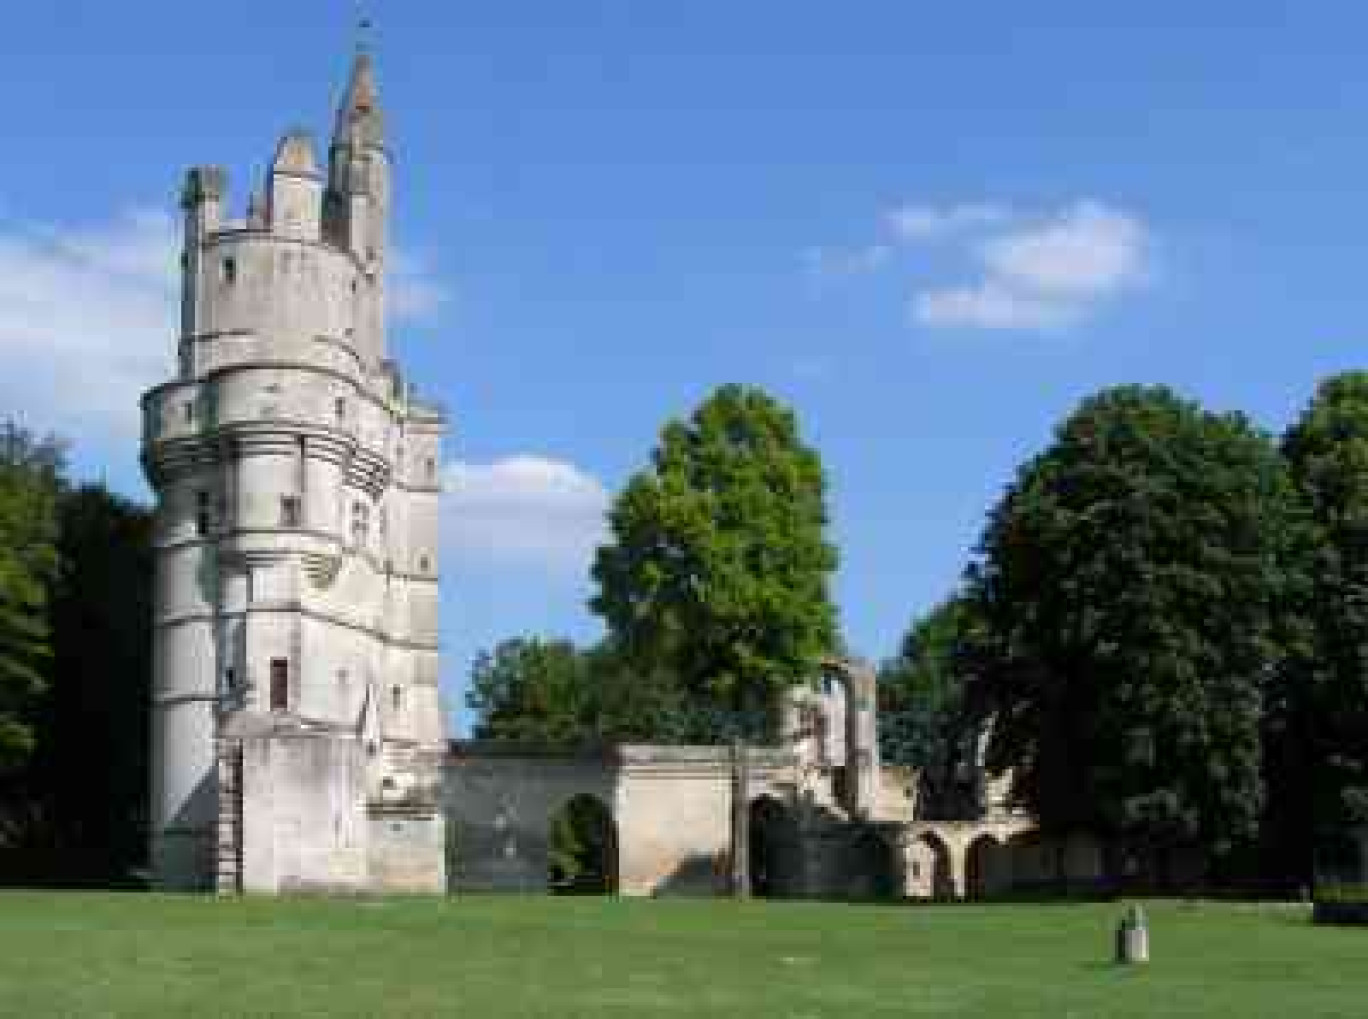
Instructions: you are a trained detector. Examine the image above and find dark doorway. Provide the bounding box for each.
[548,795,617,895]
[749,796,800,897]
[965,834,1006,899]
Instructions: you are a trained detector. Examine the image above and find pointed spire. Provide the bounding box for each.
[333,47,384,149]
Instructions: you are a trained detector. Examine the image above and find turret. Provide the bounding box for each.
[268,130,322,239]
[179,167,226,356]
[326,50,390,360]
[143,45,448,894]
[326,51,389,264]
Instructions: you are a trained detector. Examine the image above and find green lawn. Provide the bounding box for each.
[0,893,1362,1017]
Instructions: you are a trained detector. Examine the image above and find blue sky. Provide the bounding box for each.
[4,3,1368,730]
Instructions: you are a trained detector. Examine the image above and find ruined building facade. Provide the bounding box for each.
[140,52,1082,901]
[141,52,447,892]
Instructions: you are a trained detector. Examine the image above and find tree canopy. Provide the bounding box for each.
[1282,372,1368,846]
[590,384,839,740]
[0,425,63,773]
[878,596,983,818]
[963,385,1301,871]
[0,423,152,884]
[467,637,591,744]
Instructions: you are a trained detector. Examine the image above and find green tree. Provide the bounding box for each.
[0,480,154,883]
[590,384,839,740]
[466,637,592,744]
[0,424,63,773]
[878,596,982,819]
[964,385,1300,879]
[1282,372,1368,865]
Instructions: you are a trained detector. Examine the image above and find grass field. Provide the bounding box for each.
[0,893,1363,1017]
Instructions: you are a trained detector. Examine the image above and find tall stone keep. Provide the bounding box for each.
[141,50,447,892]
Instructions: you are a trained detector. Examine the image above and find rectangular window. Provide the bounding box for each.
[280,495,302,528]
[195,490,211,536]
[269,658,288,712]
[222,257,237,285]
[350,500,369,546]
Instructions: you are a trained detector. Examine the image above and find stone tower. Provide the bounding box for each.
[141,49,446,892]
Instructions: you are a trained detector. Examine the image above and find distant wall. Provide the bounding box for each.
[443,745,617,893]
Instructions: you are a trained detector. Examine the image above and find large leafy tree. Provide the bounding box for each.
[466,636,731,745]
[590,385,839,740]
[964,385,1300,876]
[0,481,153,883]
[467,638,593,744]
[0,424,63,773]
[878,596,983,819]
[1282,372,1368,863]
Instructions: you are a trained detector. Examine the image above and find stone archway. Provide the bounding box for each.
[749,795,801,897]
[548,794,618,895]
[965,833,1008,899]
[907,831,953,899]
[844,825,900,900]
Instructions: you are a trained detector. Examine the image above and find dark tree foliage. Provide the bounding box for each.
[0,481,152,884]
[0,424,63,773]
[466,637,734,746]
[963,385,1300,877]
[548,794,616,893]
[590,384,839,741]
[1282,372,1368,866]
[466,637,593,744]
[878,596,983,819]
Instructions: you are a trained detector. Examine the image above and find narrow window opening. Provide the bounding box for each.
[350,500,369,546]
[224,666,236,691]
[269,658,289,712]
[392,685,402,712]
[184,401,195,424]
[195,490,211,536]
[334,396,346,422]
[222,257,237,285]
[280,495,302,528]
[419,555,430,573]
[425,456,436,481]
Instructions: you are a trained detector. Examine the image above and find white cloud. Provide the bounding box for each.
[885,201,1010,242]
[912,200,1151,331]
[981,201,1148,297]
[390,249,452,321]
[0,206,452,446]
[442,456,610,572]
[914,282,1074,331]
[0,207,177,441]
[802,243,893,278]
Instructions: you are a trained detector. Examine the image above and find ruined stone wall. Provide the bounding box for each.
[614,747,737,896]
[443,745,618,893]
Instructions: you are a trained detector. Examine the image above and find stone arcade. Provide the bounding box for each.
[143,50,1092,898]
